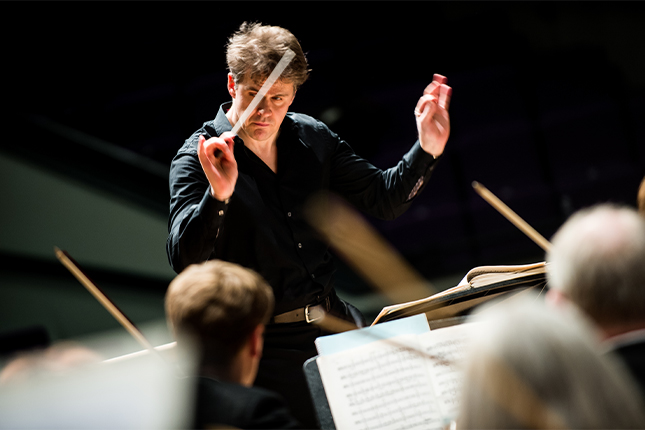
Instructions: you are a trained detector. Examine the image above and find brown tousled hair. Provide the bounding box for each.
[226,22,310,90]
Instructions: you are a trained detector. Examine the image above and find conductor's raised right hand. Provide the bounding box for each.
[198,132,238,202]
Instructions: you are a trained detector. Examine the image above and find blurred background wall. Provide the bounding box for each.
[2,2,645,353]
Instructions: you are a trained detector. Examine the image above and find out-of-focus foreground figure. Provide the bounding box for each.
[457,294,645,429]
[0,335,194,429]
[0,341,101,384]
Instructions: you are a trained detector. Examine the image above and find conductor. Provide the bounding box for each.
[166,22,452,428]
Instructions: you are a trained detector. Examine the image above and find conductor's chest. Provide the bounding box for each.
[234,138,329,212]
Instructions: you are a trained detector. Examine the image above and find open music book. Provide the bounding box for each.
[315,315,477,430]
[372,261,547,325]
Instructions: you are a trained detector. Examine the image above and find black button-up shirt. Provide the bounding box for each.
[167,102,439,315]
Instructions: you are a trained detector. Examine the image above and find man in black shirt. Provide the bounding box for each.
[167,22,452,427]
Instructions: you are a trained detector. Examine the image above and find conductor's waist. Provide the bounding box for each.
[270,295,331,324]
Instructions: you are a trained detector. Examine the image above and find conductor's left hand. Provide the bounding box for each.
[415,74,452,158]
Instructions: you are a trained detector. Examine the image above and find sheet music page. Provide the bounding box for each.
[317,334,445,430]
[316,313,430,356]
[417,323,476,421]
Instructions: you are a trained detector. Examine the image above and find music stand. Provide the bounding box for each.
[303,356,336,430]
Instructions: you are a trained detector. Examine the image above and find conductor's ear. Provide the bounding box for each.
[227,74,236,98]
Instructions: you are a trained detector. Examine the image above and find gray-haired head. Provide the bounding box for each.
[546,203,645,328]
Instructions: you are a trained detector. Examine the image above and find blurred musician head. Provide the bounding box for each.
[165,259,274,386]
[457,294,645,429]
[0,341,102,385]
[546,203,645,340]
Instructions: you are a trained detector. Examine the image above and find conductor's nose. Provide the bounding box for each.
[256,97,270,116]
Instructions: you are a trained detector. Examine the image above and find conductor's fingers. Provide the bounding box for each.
[207,141,234,166]
[439,84,452,110]
[416,93,437,112]
[423,74,448,97]
[198,135,208,163]
[198,135,235,166]
[219,131,237,150]
[423,81,440,97]
[433,74,448,85]
[417,95,438,120]
[432,106,450,132]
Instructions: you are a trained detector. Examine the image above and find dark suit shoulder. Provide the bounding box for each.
[194,377,302,430]
[613,339,645,398]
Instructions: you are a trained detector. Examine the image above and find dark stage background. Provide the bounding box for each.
[3,2,645,341]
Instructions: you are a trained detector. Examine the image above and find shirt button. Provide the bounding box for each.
[218,210,224,216]
[311,274,316,279]
[287,212,292,217]
[298,243,302,249]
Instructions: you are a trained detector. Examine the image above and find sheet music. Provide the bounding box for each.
[317,334,445,430]
[417,323,474,420]
[316,314,430,356]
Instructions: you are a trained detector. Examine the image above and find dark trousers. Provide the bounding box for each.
[254,291,365,429]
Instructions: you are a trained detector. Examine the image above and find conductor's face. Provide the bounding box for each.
[227,73,296,144]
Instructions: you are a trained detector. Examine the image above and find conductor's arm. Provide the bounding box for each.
[166,133,237,273]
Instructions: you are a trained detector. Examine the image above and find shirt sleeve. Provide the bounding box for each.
[166,151,229,273]
[327,126,440,220]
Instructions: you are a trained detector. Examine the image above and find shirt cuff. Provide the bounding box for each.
[199,188,230,228]
[404,140,440,176]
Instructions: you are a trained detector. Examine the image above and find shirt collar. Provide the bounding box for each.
[212,102,234,136]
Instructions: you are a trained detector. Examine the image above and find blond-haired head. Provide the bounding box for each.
[165,260,273,374]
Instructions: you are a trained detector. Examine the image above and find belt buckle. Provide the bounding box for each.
[305,304,324,323]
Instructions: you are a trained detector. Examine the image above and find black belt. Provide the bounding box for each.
[271,296,331,324]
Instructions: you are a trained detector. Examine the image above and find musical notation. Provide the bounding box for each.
[318,334,445,430]
[419,325,473,419]
[317,323,476,430]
